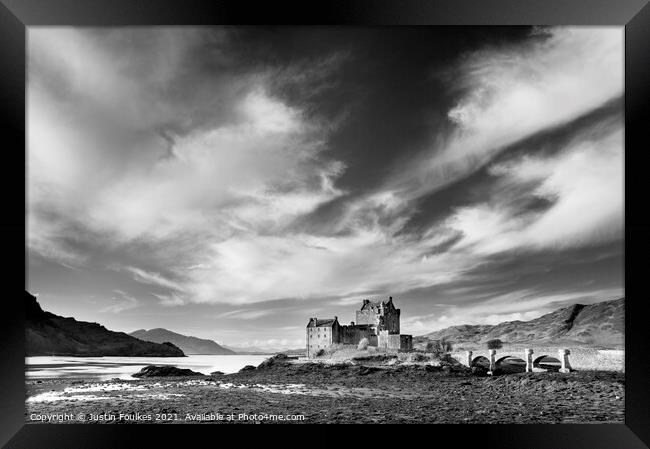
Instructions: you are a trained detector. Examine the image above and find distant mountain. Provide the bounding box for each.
[221,345,275,355]
[25,292,185,357]
[220,345,305,356]
[129,328,235,355]
[280,348,307,357]
[416,297,624,349]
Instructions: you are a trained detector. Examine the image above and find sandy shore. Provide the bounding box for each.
[25,358,624,424]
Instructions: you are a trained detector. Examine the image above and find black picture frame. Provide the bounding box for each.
[1,0,649,447]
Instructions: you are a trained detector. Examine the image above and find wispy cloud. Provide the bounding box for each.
[124,266,186,292]
[218,309,274,320]
[445,122,623,255]
[100,289,139,314]
[150,292,186,307]
[27,27,623,339]
[393,27,623,201]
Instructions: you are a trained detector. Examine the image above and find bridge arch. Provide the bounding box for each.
[470,356,490,368]
[533,355,562,371]
[495,355,526,374]
[495,355,512,365]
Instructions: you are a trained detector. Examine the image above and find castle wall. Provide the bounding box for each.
[355,309,381,327]
[382,309,400,334]
[340,325,377,346]
[306,324,336,357]
[378,332,400,350]
[400,334,413,351]
[332,322,341,344]
[378,331,412,351]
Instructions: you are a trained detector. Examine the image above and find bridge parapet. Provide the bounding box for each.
[451,347,575,375]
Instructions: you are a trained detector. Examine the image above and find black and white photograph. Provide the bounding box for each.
[25,26,625,424]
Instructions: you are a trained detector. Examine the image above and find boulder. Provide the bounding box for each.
[239,365,257,372]
[131,365,204,378]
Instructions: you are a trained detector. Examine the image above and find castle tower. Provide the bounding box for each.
[355,296,400,334]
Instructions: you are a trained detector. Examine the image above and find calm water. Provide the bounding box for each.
[25,355,271,380]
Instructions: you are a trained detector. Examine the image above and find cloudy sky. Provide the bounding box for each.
[27,26,624,350]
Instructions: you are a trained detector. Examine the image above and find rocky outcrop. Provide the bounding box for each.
[256,353,292,370]
[231,354,471,384]
[25,292,185,357]
[132,365,204,378]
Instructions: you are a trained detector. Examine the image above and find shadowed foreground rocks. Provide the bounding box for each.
[26,354,624,424]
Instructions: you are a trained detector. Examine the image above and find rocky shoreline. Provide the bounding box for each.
[25,355,624,424]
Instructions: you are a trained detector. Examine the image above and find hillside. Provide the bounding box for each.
[25,292,185,357]
[416,297,624,349]
[130,328,235,355]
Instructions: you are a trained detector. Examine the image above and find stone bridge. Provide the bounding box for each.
[450,348,573,375]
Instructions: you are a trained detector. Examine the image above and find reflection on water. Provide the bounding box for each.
[26,355,270,380]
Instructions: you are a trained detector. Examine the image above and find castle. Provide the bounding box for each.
[306,297,413,357]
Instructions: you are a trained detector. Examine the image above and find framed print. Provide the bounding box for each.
[1,0,649,447]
